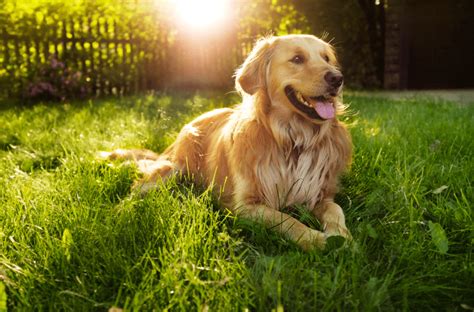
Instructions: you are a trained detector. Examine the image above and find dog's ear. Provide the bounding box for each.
[235,37,275,95]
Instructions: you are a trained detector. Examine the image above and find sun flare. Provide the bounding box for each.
[174,0,231,29]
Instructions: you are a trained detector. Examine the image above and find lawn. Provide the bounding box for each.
[0,93,473,311]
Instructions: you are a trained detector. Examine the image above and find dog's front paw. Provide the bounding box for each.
[324,222,352,241]
[297,229,326,251]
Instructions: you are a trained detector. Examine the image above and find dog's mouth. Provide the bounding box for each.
[284,86,335,120]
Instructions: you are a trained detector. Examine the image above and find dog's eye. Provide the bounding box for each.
[290,55,305,64]
[323,54,330,62]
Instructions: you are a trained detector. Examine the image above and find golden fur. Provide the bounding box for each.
[104,35,352,250]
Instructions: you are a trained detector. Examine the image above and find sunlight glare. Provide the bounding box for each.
[175,0,231,29]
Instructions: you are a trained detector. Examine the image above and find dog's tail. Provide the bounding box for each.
[99,148,176,194]
[98,148,160,162]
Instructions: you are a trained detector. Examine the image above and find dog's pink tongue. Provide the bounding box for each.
[310,99,335,119]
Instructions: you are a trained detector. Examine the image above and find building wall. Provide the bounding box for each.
[384,0,402,89]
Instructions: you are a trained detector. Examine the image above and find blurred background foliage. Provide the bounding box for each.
[0,0,384,102]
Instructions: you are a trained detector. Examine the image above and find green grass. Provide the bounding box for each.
[0,92,473,311]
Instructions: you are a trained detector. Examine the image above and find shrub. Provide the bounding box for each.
[24,57,90,102]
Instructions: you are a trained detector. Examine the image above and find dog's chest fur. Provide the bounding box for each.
[255,118,339,210]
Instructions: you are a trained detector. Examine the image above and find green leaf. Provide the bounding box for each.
[326,235,346,250]
[428,221,449,254]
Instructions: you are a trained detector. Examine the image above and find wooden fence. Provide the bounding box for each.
[0,14,249,100]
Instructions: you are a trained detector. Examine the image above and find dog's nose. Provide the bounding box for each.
[324,72,344,89]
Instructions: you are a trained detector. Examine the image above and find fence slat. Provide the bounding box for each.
[13,37,22,94]
[70,18,78,71]
[2,28,11,97]
[61,20,68,64]
[53,17,59,57]
[128,20,135,93]
[34,21,41,65]
[97,17,104,95]
[80,17,87,80]
[43,19,50,61]
[104,19,112,95]
[87,16,96,95]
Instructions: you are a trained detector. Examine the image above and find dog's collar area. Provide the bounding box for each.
[284,86,335,120]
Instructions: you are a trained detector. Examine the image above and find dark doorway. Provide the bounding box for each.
[403,0,474,89]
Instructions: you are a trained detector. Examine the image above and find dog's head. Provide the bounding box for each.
[236,35,344,123]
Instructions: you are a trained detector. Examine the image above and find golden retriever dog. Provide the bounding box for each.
[103,34,352,250]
